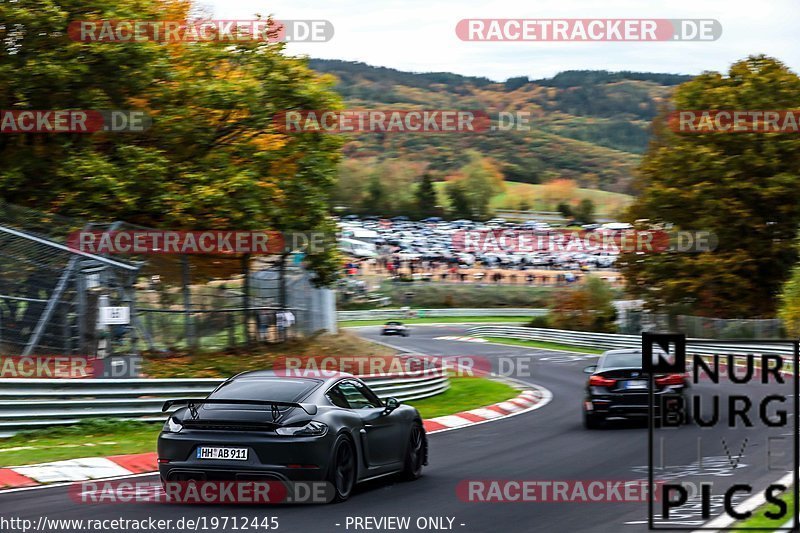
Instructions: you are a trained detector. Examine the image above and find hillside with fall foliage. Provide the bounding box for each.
[309,59,692,194]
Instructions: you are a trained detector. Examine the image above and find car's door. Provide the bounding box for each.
[333,380,406,466]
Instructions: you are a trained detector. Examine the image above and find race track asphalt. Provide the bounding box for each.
[0,324,793,533]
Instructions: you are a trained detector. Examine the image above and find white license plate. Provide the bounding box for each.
[197,447,248,460]
[625,380,648,390]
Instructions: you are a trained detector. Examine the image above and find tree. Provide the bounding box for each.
[415,173,438,218]
[550,276,617,332]
[778,263,800,337]
[446,181,472,219]
[0,0,344,285]
[453,152,505,220]
[363,173,386,214]
[574,199,596,223]
[619,56,800,317]
[557,202,573,219]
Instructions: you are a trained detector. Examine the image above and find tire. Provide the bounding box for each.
[328,435,357,502]
[401,422,426,480]
[403,332,410,337]
[583,412,605,429]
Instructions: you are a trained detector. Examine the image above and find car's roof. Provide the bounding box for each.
[602,349,642,356]
[232,370,357,384]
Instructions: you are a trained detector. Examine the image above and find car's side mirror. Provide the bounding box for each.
[583,365,597,374]
[383,397,400,414]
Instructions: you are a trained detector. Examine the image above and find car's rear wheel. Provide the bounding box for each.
[328,435,356,502]
[401,422,426,480]
[583,412,605,429]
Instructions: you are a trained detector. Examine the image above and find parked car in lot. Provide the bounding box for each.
[582,349,689,429]
[158,371,427,502]
[381,321,409,337]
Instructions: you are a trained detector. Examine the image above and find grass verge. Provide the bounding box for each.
[732,490,794,531]
[0,377,520,467]
[479,336,603,354]
[339,316,531,327]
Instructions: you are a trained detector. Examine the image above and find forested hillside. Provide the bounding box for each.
[309,59,692,194]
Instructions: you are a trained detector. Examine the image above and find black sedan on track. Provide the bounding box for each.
[158,371,427,502]
[381,321,409,337]
[582,349,689,429]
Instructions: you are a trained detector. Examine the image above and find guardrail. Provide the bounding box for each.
[493,209,614,224]
[339,308,546,321]
[466,326,795,356]
[0,371,449,436]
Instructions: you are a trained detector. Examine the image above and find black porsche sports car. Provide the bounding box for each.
[158,371,427,502]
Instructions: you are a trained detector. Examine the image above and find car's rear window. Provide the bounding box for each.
[206,378,320,409]
[599,352,642,369]
[386,321,402,325]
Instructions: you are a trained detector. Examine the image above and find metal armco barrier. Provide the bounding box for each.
[467,325,796,357]
[0,371,449,436]
[339,308,546,321]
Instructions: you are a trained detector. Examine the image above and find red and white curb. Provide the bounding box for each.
[434,335,488,342]
[0,453,158,489]
[0,387,550,490]
[422,388,548,433]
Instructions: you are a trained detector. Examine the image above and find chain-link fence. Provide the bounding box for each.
[617,306,785,339]
[0,203,141,356]
[0,203,336,357]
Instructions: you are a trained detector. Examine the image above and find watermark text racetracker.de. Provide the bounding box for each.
[670,110,800,133]
[0,110,150,133]
[451,229,717,254]
[69,19,333,43]
[456,19,721,41]
[69,479,330,505]
[0,355,99,378]
[273,354,536,379]
[457,480,658,502]
[67,230,335,255]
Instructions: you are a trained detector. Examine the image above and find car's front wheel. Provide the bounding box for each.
[401,422,426,480]
[328,435,357,502]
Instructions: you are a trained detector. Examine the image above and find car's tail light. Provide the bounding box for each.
[275,421,328,437]
[163,417,183,433]
[588,375,617,387]
[655,373,686,386]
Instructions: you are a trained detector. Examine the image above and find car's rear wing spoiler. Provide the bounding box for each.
[162,398,318,416]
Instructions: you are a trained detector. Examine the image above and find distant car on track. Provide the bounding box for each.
[381,321,409,337]
[158,371,427,502]
[582,349,689,429]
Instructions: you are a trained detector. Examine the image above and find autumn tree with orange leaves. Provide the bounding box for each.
[0,0,344,284]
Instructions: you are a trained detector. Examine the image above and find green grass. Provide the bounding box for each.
[409,376,518,419]
[340,316,531,327]
[733,490,794,531]
[433,181,633,216]
[0,377,519,466]
[479,336,603,354]
[0,419,160,467]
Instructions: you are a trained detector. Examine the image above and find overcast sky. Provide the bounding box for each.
[203,0,798,81]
